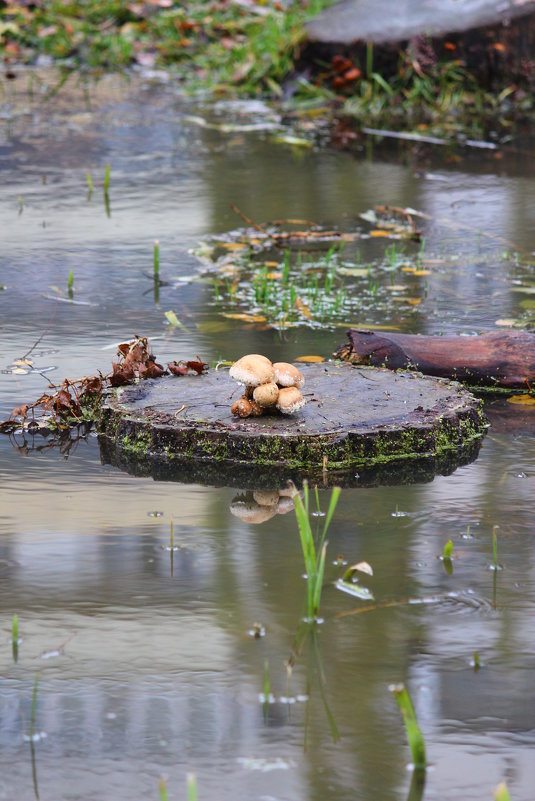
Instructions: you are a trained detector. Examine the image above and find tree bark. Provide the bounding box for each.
[335,329,535,389]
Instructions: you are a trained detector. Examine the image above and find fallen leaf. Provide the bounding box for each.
[164,310,182,327]
[295,355,324,363]
[507,394,535,405]
[222,312,266,323]
[495,319,518,327]
[294,297,312,319]
[370,229,392,237]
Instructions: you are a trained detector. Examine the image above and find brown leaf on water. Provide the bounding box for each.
[294,297,312,319]
[168,358,208,376]
[168,362,189,376]
[10,404,28,420]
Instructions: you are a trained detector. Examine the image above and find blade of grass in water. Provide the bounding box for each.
[494,783,511,801]
[389,683,426,769]
[158,779,169,801]
[30,674,39,741]
[187,774,198,801]
[492,525,499,568]
[103,163,111,193]
[12,614,18,662]
[292,481,340,619]
[154,239,160,280]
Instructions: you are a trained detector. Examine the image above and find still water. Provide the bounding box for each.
[1,71,535,801]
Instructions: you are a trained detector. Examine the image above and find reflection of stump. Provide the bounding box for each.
[97,363,486,487]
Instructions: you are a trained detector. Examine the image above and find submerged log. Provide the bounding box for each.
[335,329,535,389]
[97,362,486,488]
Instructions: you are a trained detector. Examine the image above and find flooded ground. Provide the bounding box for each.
[1,71,535,801]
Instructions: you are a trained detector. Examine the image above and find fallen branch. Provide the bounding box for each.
[335,328,535,390]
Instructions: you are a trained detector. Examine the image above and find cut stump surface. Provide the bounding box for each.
[97,363,486,487]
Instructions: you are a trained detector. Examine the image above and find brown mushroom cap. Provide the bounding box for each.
[276,386,306,415]
[231,397,253,418]
[229,354,274,387]
[273,362,305,389]
[253,382,280,408]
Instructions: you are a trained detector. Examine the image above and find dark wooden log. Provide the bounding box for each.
[335,329,535,389]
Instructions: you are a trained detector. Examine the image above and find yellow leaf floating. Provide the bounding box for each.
[407,298,423,305]
[412,269,431,276]
[295,355,324,363]
[220,242,248,251]
[266,271,282,280]
[370,229,392,237]
[294,296,313,319]
[263,261,279,268]
[507,394,535,405]
[221,312,267,323]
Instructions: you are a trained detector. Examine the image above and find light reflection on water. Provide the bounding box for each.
[1,72,535,801]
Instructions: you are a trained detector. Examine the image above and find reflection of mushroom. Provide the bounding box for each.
[273,362,305,389]
[230,488,301,524]
[276,386,306,414]
[230,498,277,524]
[253,489,280,507]
[276,496,295,515]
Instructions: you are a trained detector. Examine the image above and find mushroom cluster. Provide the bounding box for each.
[229,354,305,418]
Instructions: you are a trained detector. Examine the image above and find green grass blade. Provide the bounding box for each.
[187,773,198,801]
[103,163,110,193]
[492,525,499,568]
[494,782,511,801]
[29,674,39,741]
[154,239,160,279]
[294,493,317,576]
[158,779,169,801]
[312,543,327,615]
[390,683,426,769]
[321,486,341,540]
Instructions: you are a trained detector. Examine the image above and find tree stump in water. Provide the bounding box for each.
[97,362,486,488]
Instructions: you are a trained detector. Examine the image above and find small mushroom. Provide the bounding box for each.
[253,382,279,408]
[229,354,275,388]
[276,386,306,414]
[248,400,264,417]
[273,362,305,389]
[231,397,253,418]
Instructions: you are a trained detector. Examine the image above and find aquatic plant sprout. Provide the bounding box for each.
[389,683,427,770]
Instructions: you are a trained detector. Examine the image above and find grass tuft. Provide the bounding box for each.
[292,481,340,620]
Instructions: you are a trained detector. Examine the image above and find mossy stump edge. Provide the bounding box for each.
[97,363,487,487]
